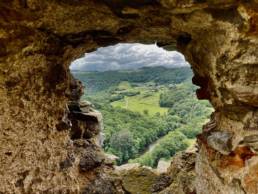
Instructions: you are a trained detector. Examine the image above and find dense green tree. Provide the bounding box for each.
[143,109,149,115]
[109,129,135,164]
[72,67,213,166]
[131,131,189,167]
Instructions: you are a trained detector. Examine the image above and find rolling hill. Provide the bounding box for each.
[72,67,213,166]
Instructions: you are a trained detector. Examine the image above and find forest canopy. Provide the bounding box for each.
[72,66,212,167]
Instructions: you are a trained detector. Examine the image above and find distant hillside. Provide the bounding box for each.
[72,66,193,94]
[71,66,212,166]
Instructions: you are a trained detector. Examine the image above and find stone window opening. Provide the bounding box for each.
[2,1,257,193]
[65,43,212,193]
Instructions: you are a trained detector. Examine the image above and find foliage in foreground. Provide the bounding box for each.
[72,67,213,166]
[98,104,169,165]
[130,131,189,167]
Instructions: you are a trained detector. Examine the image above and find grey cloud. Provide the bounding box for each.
[70,43,189,71]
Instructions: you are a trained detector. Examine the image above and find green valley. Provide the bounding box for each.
[111,81,168,116]
[72,66,213,167]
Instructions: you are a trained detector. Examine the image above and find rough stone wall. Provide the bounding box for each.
[153,150,196,194]
[1,0,258,193]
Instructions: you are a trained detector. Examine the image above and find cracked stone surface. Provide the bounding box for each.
[1,0,258,193]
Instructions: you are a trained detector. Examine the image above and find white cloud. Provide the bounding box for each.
[70,43,189,71]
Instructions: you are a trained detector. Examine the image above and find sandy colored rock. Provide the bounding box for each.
[156,160,171,174]
[1,0,258,193]
[117,165,159,194]
[153,151,196,194]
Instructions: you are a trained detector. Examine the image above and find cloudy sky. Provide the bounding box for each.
[70,43,189,71]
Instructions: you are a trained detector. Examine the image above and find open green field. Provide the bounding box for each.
[72,67,213,166]
[111,82,169,116]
